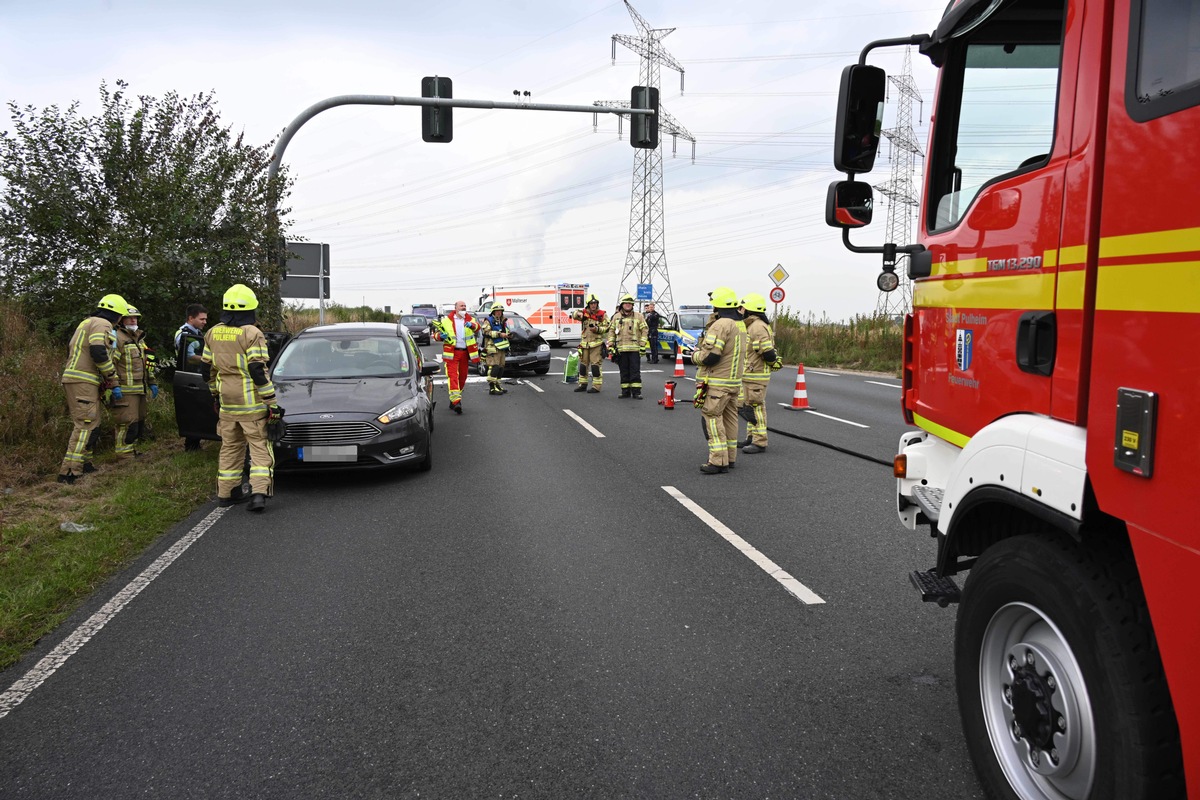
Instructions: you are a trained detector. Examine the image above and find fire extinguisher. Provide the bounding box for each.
[659,380,676,409]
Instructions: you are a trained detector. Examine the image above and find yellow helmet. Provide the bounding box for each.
[223,283,259,311]
[708,287,738,309]
[97,294,129,316]
[739,293,767,314]
[124,305,141,317]
[619,293,635,304]
[586,294,600,305]
[490,301,504,312]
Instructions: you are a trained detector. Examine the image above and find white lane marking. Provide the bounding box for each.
[564,409,605,438]
[522,380,545,393]
[662,487,825,605]
[865,380,902,389]
[777,405,870,428]
[0,507,229,720]
[431,376,491,386]
[806,370,840,377]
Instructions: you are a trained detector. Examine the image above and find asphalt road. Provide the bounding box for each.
[0,353,984,799]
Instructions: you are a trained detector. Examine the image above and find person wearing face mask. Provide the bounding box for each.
[431,300,480,414]
[110,305,158,460]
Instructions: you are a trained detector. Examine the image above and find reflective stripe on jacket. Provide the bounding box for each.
[743,316,775,382]
[573,309,609,349]
[203,323,275,415]
[112,327,153,394]
[434,314,479,360]
[694,316,748,390]
[61,316,116,385]
[607,311,648,352]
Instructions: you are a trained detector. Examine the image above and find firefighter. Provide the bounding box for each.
[431,300,479,414]
[571,294,609,393]
[737,293,781,454]
[202,284,281,512]
[58,293,128,483]
[110,305,157,460]
[691,286,748,474]
[607,293,649,399]
[480,302,510,396]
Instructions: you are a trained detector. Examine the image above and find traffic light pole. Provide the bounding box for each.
[266,93,655,183]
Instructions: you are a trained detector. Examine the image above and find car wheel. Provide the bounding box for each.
[417,433,432,472]
[955,532,1182,800]
[534,366,549,375]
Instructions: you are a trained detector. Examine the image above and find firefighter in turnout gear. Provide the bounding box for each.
[432,300,479,413]
[737,293,780,454]
[607,293,649,399]
[110,305,158,460]
[692,287,748,473]
[571,294,609,393]
[58,293,128,483]
[481,302,510,396]
[202,284,280,512]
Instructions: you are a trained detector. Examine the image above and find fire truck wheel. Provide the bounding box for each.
[955,532,1183,800]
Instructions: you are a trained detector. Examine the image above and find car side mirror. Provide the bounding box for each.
[825,180,874,229]
[420,363,440,377]
[833,64,886,174]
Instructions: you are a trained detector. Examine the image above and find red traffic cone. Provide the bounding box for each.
[790,363,810,409]
[674,347,686,377]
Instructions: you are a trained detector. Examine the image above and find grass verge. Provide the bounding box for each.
[0,397,215,672]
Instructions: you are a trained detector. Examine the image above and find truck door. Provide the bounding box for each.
[910,0,1077,442]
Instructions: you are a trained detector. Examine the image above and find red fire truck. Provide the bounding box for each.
[827,1,1197,798]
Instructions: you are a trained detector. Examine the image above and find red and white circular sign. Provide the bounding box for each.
[769,287,785,304]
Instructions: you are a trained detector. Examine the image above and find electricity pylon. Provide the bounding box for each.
[874,47,923,317]
[597,0,695,317]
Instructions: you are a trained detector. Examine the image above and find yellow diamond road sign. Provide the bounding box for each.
[769,264,789,286]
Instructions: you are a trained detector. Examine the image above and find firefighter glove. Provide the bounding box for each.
[111,385,123,401]
[150,385,159,399]
[267,404,285,423]
[770,357,783,371]
[693,382,708,408]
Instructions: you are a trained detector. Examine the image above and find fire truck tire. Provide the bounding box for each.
[955,532,1184,800]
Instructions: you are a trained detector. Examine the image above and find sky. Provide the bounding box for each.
[1,0,943,321]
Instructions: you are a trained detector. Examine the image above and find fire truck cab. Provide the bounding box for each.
[827,0,1198,797]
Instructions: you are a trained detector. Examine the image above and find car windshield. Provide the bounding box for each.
[400,315,427,327]
[272,334,413,379]
[677,313,710,330]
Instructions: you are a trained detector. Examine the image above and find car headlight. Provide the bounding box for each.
[377,398,419,425]
[537,343,550,352]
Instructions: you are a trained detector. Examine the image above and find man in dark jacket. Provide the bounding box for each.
[644,302,662,363]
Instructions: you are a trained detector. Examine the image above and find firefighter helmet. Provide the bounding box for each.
[619,293,635,304]
[223,283,259,311]
[97,294,129,316]
[124,305,141,317]
[708,287,738,308]
[491,301,504,312]
[739,293,768,314]
[586,293,600,305]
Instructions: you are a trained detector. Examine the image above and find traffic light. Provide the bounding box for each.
[630,85,659,149]
[421,76,453,143]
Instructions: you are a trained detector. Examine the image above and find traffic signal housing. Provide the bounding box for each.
[422,76,453,143]
[630,85,659,149]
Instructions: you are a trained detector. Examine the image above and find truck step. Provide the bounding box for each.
[909,569,961,607]
[911,485,944,523]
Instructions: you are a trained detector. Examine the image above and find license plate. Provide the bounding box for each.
[298,445,358,462]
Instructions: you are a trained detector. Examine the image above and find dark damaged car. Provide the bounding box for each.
[174,322,439,472]
[473,312,551,376]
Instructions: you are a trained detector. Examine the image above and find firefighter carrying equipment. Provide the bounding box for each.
[223,283,259,311]
[266,404,287,443]
[708,287,739,309]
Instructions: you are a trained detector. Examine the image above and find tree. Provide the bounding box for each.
[0,80,291,348]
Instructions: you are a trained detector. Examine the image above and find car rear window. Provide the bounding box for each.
[273,335,413,379]
[400,316,428,327]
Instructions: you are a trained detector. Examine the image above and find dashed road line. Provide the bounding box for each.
[777,405,870,428]
[865,380,902,389]
[662,487,825,605]
[522,380,545,393]
[563,409,605,438]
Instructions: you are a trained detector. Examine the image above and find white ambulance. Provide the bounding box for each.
[478,283,589,347]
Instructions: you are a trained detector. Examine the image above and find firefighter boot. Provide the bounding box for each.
[699,463,728,475]
[57,471,77,485]
[248,493,267,513]
[743,444,768,454]
[575,383,588,392]
[632,389,643,400]
[218,486,249,507]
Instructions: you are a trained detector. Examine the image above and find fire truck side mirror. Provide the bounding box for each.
[834,64,886,174]
[826,180,874,229]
